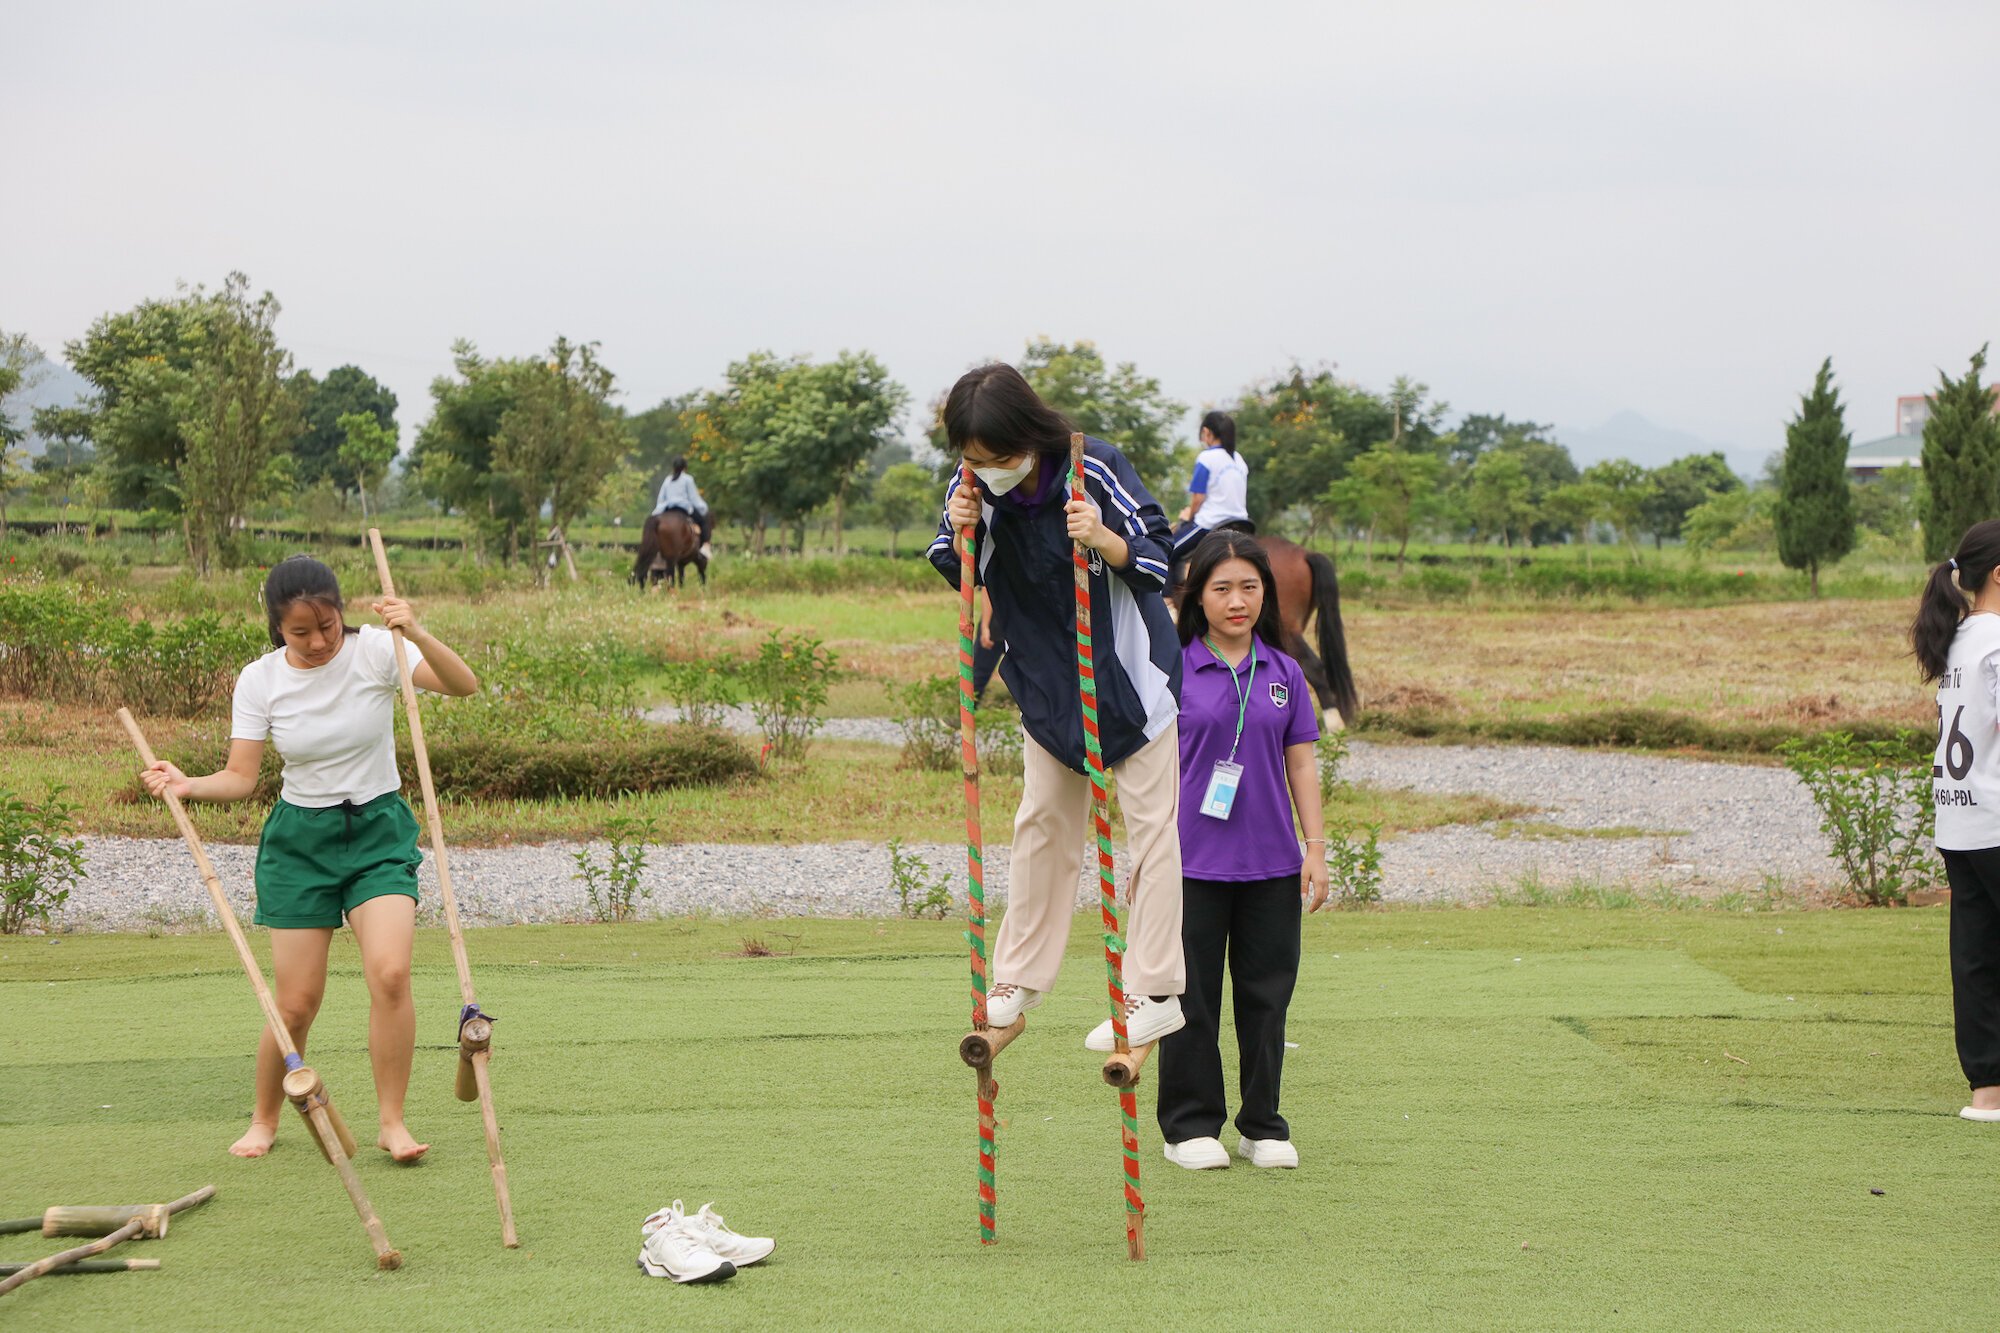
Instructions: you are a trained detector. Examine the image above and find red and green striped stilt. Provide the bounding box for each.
[1068,432,1147,1261]
[957,463,1000,1244]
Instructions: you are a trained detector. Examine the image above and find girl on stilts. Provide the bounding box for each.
[1157,530,1324,1170]
[140,555,478,1160]
[928,363,1188,1049]
[1913,519,2000,1123]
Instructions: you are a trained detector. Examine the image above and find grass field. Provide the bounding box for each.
[0,906,1983,1329]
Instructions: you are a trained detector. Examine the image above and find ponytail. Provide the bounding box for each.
[1913,518,2000,682]
[1201,410,1237,456]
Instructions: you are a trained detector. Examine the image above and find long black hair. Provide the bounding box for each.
[263,555,356,648]
[1201,409,1237,456]
[1177,530,1285,650]
[671,456,687,479]
[1914,519,2000,682]
[942,363,1076,462]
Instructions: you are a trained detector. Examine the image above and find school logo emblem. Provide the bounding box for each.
[1269,683,1288,708]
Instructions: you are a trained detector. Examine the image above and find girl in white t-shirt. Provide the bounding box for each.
[140,555,478,1161]
[1913,518,2000,1123]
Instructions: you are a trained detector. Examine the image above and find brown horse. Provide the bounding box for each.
[1173,533,1357,732]
[634,509,707,589]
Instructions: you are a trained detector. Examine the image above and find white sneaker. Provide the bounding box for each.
[1237,1136,1299,1169]
[1084,994,1186,1052]
[637,1207,735,1284]
[985,983,1044,1027]
[1163,1137,1230,1170]
[677,1201,774,1266]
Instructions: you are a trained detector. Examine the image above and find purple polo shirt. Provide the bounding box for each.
[1177,634,1319,881]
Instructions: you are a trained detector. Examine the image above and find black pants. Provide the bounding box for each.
[1942,848,2000,1088]
[1156,873,1301,1143]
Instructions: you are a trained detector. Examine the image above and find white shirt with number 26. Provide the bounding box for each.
[1934,613,2000,850]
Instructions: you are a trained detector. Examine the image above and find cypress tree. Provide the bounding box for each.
[1919,344,2000,560]
[1774,357,1856,597]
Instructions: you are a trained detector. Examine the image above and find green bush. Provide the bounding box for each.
[658,659,741,728]
[887,836,953,919]
[1326,822,1383,907]
[0,783,87,934]
[710,554,939,596]
[572,816,657,922]
[892,675,960,772]
[1358,705,1924,758]
[1778,731,1941,906]
[0,581,265,716]
[743,631,837,762]
[410,726,754,801]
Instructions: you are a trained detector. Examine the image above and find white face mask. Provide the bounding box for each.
[973,457,1034,495]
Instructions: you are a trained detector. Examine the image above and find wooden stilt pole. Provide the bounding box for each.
[0,1219,147,1297]
[39,1187,215,1239]
[0,1260,161,1276]
[116,710,401,1271]
[368,529,519,1249]
[1069,432,1146,1261]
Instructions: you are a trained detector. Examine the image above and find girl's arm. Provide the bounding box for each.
[142,738,265,803]
[1284,740,1329,911]
[372,597,480,697]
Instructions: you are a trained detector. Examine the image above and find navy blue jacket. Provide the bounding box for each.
[928,438,1182,773]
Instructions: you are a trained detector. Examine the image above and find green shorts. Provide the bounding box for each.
[253,793,422,929]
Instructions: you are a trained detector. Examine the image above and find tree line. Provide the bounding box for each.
[2,274,1992,582]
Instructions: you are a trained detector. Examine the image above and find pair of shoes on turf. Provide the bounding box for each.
[1163,1136,1299,1170]
[636,1200,775,1284]
[1084,994,1186,1052]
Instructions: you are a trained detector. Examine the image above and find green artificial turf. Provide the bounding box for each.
[0,908,1981,1329]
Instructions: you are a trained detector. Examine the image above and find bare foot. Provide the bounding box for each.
[378,1125,430,1163]
[230,1122,278,1158]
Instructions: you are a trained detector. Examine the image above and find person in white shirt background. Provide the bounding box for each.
[1913,518,2000,1124]
[1171,410,1254,576]
[654,456,715,560]
[140,555,479,1162]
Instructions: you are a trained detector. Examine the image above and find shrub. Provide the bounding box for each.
[572,816,657,922]
[1778,731,1941,906]
[659,659,741,728]
[712,555,939,596]
[743,631,837,762]
[0,581,263,716]
[1325,822,1383,907]
[412,727,754,801]
[1317,729,1351,803]
[887,836,953,919]
[892,675,960,772]
[0,783,87,934]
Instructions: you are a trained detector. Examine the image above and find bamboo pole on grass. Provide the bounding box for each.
[368,528,519,1249]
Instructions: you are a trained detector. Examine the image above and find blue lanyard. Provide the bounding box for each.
[1203,636,1258,763]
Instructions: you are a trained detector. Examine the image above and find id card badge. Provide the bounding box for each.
[1200,761,1244,820]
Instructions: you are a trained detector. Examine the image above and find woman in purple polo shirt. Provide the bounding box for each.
[1158,529,1327,1171]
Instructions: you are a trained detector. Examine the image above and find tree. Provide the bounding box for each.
[1580,460,1654,558]
[409,341,537,560]
[1919,345,2000,561]
[30,405,95,535]
[171,274,303,573]
[1853,464,1922,541]
[1019,339,1185,496]
[336,411,398,522]
[1231,365,1395,536]
[1644,452,1742,549]
[1774,357,1858,595]
[1464,451,1536,548]
[292,366,397,495]
[872,462,936,557]
[489,338,630,549]
[1544,481,1613,567]
[1324,441,1446,569]
[65,294,210,513]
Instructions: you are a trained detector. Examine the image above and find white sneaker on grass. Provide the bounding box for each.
[985,982,1044,1027]
[1163,1137,1231,1170]
[637,1208,735,1284]
[1237,1136,1299,1169]
[1084,994,1186,1052]
[677,1201,775,1266]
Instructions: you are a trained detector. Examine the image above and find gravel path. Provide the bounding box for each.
[55,740,1837,931]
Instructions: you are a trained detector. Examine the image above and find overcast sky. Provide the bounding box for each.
[6,0,1996,458]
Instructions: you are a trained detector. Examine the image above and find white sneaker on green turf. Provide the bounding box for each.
[1084,994,1186,1052]
[1237,1136,1299,1169]
[637,1207,735,1284]
[985,982,1044,1027]
[1163,1137,1230,1170]
[678,1202,775,1266]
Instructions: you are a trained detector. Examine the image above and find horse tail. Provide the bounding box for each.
[633,514,658,587]
[1304,549,1358,724]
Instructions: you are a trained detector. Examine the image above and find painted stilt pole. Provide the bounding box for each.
[955,462,1002,1244]
[1068,432,1146,1261]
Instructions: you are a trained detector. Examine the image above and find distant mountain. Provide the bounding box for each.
[0,353,93,457]
[1554,411,1772,483]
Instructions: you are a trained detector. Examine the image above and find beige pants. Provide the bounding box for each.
[993,721,1185,996]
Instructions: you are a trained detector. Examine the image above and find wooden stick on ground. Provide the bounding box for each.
[0,1218,146,1297]
[0,1260,161,1276]
[41,1186,216,1239]
[368,528,519,1250]
[115,710,402,1272]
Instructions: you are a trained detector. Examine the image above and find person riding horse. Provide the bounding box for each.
[653,457,714,560]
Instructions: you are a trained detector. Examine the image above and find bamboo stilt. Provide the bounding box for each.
[0,1219,146,1297]
[0,1260,161,1276]
[955,464,1002,1246]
